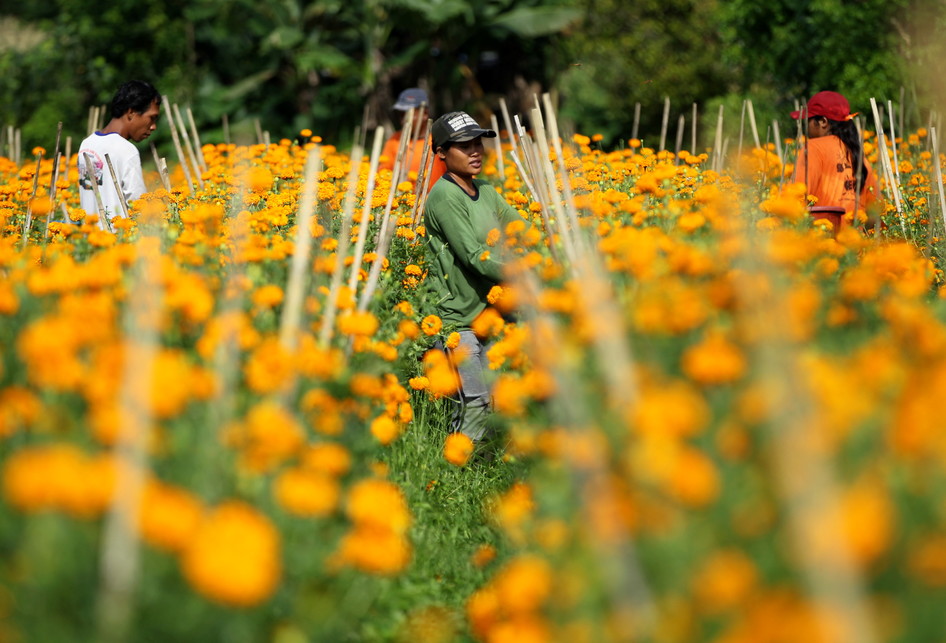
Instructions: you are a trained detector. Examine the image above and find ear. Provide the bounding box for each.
[436,147,446,159]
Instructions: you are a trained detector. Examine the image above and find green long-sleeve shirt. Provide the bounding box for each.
[423,175,525,326]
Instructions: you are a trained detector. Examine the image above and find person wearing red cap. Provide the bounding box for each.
[790,90,879,227]
[379,88,445,191]
[423,111,527,446]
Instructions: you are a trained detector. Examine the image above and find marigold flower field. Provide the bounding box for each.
[2,122,946,642]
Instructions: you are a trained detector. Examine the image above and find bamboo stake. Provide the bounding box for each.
[887,99,902,188]
[346,127,385,293]
[49,122,63,209]
[254,118,264,146]
[691,102,698,154]
[150,142,171,192]
[659,96,670,152]
[83,152,114,233]
[737,100,746,160]
[713,105,725,173]
[173,103,203,188]
[931,127,946,243]
[631,103,641,141]
[497,98,518,158]
[104,153,130,219]
[161,95,194,193]
[490,113,505,183]
[99,105,108,131]
[542,92,583,255]
[64,137,72,177]
[279,148,322,349]
[411,118,435,228]
[772,120,784,168]
[869,98,903,221]
[376,108,415,245]
[14,128,20,167]
[87,106,96,136]
[746,99,761,149]
[510,116,559,262]
[319,141,364,348]
[532,106,578,265]
[21,152,43,247]
[186,106,208,173]
[674,114,685,165]
[5,125,12,160]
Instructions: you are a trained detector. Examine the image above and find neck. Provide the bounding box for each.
[449,172,476,196]
[101,118,130,139]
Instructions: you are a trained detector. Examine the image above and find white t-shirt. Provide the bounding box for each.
[77,132,147,229]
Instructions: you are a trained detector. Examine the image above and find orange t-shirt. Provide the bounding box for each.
[792,135,879,214]
[379,133,445,191]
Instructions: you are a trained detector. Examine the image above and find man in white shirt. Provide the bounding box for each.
[77,80,161,228]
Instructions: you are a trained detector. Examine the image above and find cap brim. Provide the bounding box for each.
[790,110,802,119]
[448,128,497,143]
[394,101,425,111]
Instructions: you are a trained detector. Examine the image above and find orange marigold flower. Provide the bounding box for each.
[471,307,505,339]
[692,549,757,614]
[274,468,340,517]
[181,501,281,607]
[370,414,401,445]
[338,310,380,336]
[336,526,412,575]
[681,333,747,385]
[301,442,352,476]
[252,284,284,309]
[444,432,474,467]
[139,479,204,552]
[346,478,412,534]
[409,376,430,390]
[421,315,443,336]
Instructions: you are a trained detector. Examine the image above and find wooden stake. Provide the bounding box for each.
[746,99,761,149]
[21,152,43,247]
[161,95,194,193]
[49,122,63,209]
[186,107,208,173]
[411,118,435,227]
[346,127,385,293]
[713,105,725,173]
[674,114,685,164]
[737,100,746,160]
[104,153,130,219]
[82,152,114,232]
[659,96,670,152]
[887,99,902,188]
[173,103,203,188]
[931,127,946,242]
[319,141,364,348]
[691,102,698,154]
[870,97,903,220]
[150,142,171,192]
[279,148,322,349]
[499,97,519,156]
[772,120,784,168]
[490,113,505,183]
[254,118,264,146]
[632,103,641,141]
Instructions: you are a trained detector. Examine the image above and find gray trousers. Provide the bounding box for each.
[444,329,494,442]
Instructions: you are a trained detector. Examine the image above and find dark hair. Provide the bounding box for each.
[110,80,160,119]
[826,118,869,192]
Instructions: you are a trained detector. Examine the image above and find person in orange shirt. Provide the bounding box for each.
[380,88,445,191]
[791,90,880,228]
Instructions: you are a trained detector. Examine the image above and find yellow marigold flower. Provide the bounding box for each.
[231,401,305,473]
[630,380,709,438]
[493,374,529,416]
[251,284,284,309]
[300,128,313,138]
[399,319,421,339]
[668,447,720,507]
[139,479,204,552]
[346,478,412,534]
[445,332,461,349]
[493,554,553,613]
[0,386,40,437]
[336,525,412,575]
[485,228,500,246]
[181,501,281,607]
[244,338,295,394]
[471,544,497,568]
[692,549,757,613]
[0,280,19,316]
[681,333,747,385]
[370,414,401,445]
[409,376,430,390]
[338,310,380,336]
[246,166,274,193]
[488,481,534,539]
[421,314,443,336]
[301,442,352,476]
[444,432,474,467]
[404,264,423,277]
[471,307,505,339]
[274,468,340,517]
[422,350,459,397]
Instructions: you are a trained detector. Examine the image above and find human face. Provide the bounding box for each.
[439,136,484,179]
[127,101,160,142]
[807,116,830,139]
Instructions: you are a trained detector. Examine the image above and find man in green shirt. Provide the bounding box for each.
[424,111,526,443]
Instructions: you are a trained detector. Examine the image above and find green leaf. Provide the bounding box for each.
[386,0,472,25]
[264,26,305,51]
[488,6,582,37]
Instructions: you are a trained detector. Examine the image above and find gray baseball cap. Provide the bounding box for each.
[393,88,428,111]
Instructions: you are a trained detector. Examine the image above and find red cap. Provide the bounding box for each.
[790,91,853,121]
